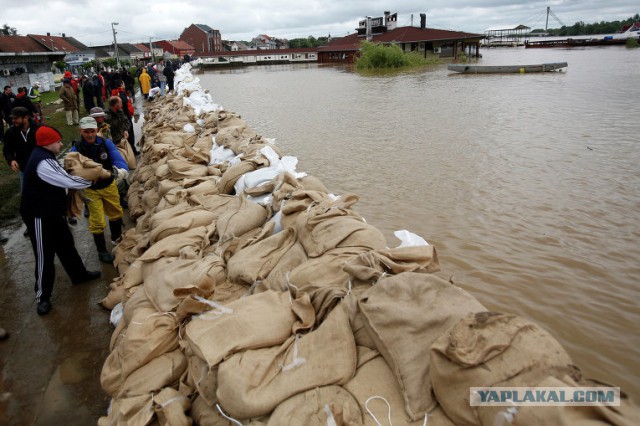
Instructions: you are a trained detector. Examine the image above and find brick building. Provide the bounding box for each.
[180,24,222,54]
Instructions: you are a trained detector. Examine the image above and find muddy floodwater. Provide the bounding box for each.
[198,46,640,400]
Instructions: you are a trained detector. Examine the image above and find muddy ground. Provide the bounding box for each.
[0,216,119,425]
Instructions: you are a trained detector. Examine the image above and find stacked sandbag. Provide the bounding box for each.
[98,62,638,426]
[64,151,112,217]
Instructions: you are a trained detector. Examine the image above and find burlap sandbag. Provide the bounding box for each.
[358,273,487,421]
[154,162,172,179]
[188,193,241,216]
[97,394,154,426]
[116,349,187,399]
[179,177,219,197]
[158,179,181,197]
[116,138,137,170]
[149,143,178,163]
[294,194,387,257]
[430,312,574,426]
[259,241,309,292]
[216,196,268,240]
[181,141,211,165]
[218,160,257,194]
[191,395,271,426]
[153,387,191,426]
[101,275,127,310]
[127,182,145,219]
[216,225,270,263]
[216,303,357,419]
[267,386,363,426]
[167,158,210,179]
[137,225,215,262]
[342,288,377,350]
[101,306,180,398]
[344,245,440,283]
[216,111,250,131]
[158,131,196,147]
[64,151,111,180]
[226,227,297,285]
[287,247,363,290]
[148,207,217,244]
[140,186,161,210]
[143,255,225,312]
[344,349,456,426]
[185,290,315,369]
[185,346,219,406]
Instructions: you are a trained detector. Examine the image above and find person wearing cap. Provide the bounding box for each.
[28,81,44,123]
[59,79,79,126]
[70,116,128,263]
[20,125,102,315]
[3,107,39,185]
[89,106,112,141]
[105,96,131,148]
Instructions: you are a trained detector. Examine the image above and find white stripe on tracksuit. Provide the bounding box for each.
[34,217,44,302]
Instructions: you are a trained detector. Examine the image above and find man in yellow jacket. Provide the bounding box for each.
[138,68,151,100]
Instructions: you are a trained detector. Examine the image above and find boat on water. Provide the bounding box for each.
[447,62,568,74]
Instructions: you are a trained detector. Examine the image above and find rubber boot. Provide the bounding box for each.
[93,233,115,263]
[109,219,124,245]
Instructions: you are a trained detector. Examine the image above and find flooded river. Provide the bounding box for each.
[197,46,640,399]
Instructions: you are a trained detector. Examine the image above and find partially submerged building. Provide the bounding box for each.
[318,12,484,63]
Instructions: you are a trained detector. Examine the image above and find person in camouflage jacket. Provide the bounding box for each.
[104,96,131,145]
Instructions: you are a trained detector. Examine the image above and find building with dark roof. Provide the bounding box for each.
[0,35,71,91]
[28,33,87,53]
[180,24,222,54]
[155,40,196,58]
[318,12,483,63]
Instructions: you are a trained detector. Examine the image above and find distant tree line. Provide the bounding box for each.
[532,13,639,36]
[288,36,330,48]
[1,24,18,35]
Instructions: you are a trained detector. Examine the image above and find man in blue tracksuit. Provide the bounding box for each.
[20,125,102,315]
[70,116,128,263]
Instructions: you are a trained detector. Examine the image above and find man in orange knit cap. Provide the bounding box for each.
[20,125,103,315]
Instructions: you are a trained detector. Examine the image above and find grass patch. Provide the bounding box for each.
[355,41,442,71]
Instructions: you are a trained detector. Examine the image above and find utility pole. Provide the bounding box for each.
[111,22,120,69]
[150,37,155,63]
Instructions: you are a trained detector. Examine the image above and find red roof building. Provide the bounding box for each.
[28,34,85,53]
[154,40,195,58]
[318,13,483,63]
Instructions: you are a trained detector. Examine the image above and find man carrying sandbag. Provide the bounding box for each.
[70,117,128,263]
[20,125,102,315]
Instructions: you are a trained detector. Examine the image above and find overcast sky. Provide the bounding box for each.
[6,1,638,46]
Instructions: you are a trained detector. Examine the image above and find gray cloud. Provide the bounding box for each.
[5,1,638,46]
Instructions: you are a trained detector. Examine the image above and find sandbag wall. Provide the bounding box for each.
[98,64,638,426]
